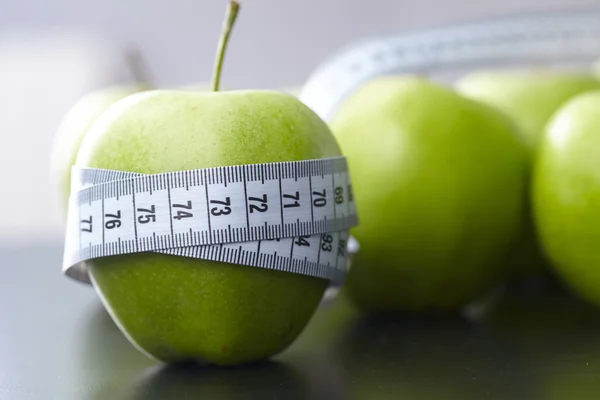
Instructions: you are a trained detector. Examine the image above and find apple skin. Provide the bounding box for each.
[75,89,342,365]
[533,90,600,308]
[455,70,600,149]
[456,70,600,278]
[329,76,529,313]
[50,84,149,212]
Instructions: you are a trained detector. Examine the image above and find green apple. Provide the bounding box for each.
[455,69,600,149]
[533,90,600,308]
[329,76,528,313]
[74,2,339,365]
[456,69,600,278]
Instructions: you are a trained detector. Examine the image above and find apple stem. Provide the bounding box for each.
[125,45,153,87]
[211,1,240,92]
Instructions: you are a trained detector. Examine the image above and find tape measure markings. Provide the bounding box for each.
[63,156,357,283]
[153,229,350,282]
[72,157,354,242]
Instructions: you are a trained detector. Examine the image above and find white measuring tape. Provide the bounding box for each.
[62,157,358,285]
[299,9,600,121]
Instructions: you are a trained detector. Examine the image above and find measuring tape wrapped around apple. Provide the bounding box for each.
[51,2,365,366]
[63,157,359,284]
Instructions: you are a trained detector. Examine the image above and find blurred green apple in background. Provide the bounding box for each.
[456,69,600,279]
[329,75,528,313]
[533,90,600,309]
[49,46,153,214]
[456,69,600,149]
[50,84,150,206]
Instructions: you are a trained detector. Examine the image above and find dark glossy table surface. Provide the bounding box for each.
[3,242,600,400]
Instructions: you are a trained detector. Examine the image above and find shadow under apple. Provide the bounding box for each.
[117,359,310,400]
[77,300,154,367]
[535,332,600,400]
[331,311,532,400]
[78,292,347,400]
[478,280,600,353]
[476,282,600,400]
[78,302,315,400]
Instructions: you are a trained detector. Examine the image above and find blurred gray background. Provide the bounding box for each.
[1,0,599,242]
